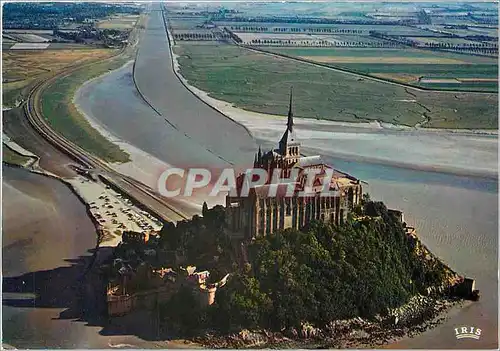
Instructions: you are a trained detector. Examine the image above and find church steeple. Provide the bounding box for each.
[279,87,295,155]
[286,86,294,135]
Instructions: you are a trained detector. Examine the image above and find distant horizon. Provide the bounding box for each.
[4,0,497,4]
[160,0,498,3]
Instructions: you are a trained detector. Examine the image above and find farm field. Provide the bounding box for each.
[2,42,94,50]
[264,47,498,92]
[9,43,50,50]
[264,47,497,63]
[411,36,492,46]
[2,49,112,106]
[4,32,49,42]
[169,17,207,30]
[173,43,497,129]
[320,34,391,44]
[235,32,393,46]
[96,14,139,29]
[3,29,56,43]
[3,48,112,80]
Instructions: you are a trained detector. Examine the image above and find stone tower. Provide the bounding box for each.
[278,87,300,166]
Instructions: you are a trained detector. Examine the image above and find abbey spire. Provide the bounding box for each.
[279,87,296,155]
[286,86,294,135]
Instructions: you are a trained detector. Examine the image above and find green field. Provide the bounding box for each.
[331,63,498,77]
[174,43,498,129]
[41,57,131,163]
[265,47,497,63]
[2,144,33,166]
[264,47,498,92]
[169,17,207,30]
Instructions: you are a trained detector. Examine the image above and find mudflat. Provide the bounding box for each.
[133,9,257,166]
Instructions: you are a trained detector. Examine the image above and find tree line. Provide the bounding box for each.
[248,38,402,48]
[218,16,402,26]
[370,30,498,54]
[229,26,365,34]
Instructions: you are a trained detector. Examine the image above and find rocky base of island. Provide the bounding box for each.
[197,297,464,349]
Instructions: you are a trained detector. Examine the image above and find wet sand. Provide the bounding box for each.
[133,9,256,167]
[2,165,98,348]
[2,165,200,349]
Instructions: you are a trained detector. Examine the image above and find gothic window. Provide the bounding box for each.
[259,207,265,236]
[347,188,354,207]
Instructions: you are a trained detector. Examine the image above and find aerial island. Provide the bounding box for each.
[100,101,479,348]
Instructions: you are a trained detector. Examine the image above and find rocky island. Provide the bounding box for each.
[101,196,479,348]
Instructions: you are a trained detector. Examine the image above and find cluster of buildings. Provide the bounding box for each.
[106,230,229,317]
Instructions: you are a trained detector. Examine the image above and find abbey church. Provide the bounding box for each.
[226,90,363,240]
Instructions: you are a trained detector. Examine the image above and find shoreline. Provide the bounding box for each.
[302,143,498,181]
[2,131,163,249]
[197,298,468,349]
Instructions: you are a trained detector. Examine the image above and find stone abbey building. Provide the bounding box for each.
[226,91,363,240]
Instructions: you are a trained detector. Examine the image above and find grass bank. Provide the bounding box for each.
[2,144,33,167]
[3,81,31,108]
[173,43,497,129]
[40,53,131,163]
